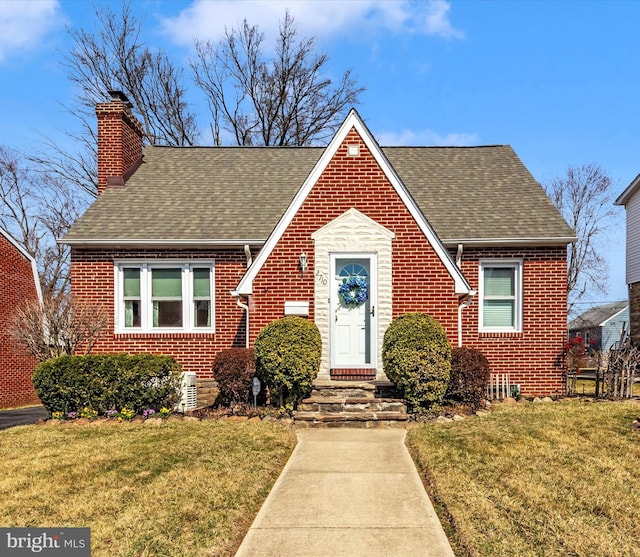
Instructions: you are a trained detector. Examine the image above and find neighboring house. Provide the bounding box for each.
[568,301,629,352]
[61,92,575,398]
[615,177,640,345]
[0,229,42,408]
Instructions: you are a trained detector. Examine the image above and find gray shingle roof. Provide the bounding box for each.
[62,144,574,246]
[568,301,629,330]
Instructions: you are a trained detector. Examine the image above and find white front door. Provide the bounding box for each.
[331,256,375,368]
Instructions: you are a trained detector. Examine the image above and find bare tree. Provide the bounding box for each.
[192,11,364,146]
[10,293,107,361]
[0,146,85,298]
[32,1,198,197]
[544,164,616,312]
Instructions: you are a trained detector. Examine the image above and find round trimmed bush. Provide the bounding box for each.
[213,348,255,407]
[254,316,321,407]
[445,347,490,410]
[382,312,451,411]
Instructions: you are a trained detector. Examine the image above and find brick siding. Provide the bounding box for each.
[70,248,248,379]
[80,112,568,397]
[0,235,41,408]
[457,247,568,397]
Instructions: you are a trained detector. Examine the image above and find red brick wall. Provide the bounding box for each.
[249,128,567,396]
[71,248,249,378]
[249,128,459,341]
[96,99,144,195]
[79,121,567,396]
[0,235,41,408]
[457,247,568,397]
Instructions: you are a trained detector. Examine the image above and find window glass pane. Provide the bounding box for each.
[153,300,183,327]
[194,300,211,327]
[484,268,514,297]
[483,300,514,327]
[123,268,140,297]
[124,300,141,328]
[152,268,182,297]
[193,268,211,298]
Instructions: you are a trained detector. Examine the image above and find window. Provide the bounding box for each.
[115,262,214,333]
[479,260,522,332]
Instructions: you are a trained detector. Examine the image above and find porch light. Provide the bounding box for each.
[299,252,308,274]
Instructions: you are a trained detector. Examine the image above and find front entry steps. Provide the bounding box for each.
[294,380,410,428]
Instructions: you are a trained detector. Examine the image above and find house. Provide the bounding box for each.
[568,301,629,352]
[615,177,640,345]
[61,91,575,399]
[0,228,42,408]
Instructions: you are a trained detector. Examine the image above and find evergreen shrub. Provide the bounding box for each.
[254,316,321,407]
[382,312,451,411]
[33,354,182,415]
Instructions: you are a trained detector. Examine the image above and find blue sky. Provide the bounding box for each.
[0,0,637,308]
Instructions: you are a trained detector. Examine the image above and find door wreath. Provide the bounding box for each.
[338,276,368,307]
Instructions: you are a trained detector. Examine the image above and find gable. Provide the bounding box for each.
[235,110,471,297]
[0,228,42,303]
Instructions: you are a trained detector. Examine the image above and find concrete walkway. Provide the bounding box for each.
[235,428,455,557]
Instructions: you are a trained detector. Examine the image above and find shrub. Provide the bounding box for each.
[33,354,182,416]
[213,348,256,407]
[254,316,321,407]
[445,347,490,410]
[382,312,451,412]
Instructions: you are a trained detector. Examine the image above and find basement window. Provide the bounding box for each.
[115,262,214,333]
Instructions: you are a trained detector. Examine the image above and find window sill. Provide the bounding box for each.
[478,331,523,338]
[116,330,216,339]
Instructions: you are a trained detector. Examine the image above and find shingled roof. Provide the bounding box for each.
[568,301,629,330]
[62,143,574,247]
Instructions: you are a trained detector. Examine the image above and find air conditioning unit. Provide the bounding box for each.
[178,372,198,412]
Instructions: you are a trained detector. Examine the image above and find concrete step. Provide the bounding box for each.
[312,380,397,399]
[293,410,410,428]
[297,397,407,413]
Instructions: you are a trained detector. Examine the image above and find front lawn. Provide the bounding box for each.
[0,419,296,556]
[407,400,640,556]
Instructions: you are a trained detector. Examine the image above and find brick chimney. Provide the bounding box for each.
[96,90,144,195]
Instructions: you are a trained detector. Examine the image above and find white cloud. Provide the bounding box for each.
[161,0,464,46]
[376,128,478,146]
[0,0,61,62]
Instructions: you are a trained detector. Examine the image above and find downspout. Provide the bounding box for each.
[244,244,253,269]
[458,292,476,347]
[233,244,253,349]
[455,243,476,347]
[235,294,250,349]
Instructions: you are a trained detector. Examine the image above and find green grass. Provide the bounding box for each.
[0,419,296,556]
[407,400,640,557]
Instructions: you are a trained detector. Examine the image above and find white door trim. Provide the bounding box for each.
[330,252,377,369]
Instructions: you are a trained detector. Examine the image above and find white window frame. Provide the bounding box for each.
[114,261,215,333]
[478,259,523,333]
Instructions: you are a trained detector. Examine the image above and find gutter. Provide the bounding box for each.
[58,238,266,247]
[442,236,577,247]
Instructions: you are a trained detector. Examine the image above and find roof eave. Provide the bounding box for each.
[599,305,629,327]
[615,172,640,206]
[442,236,577,247]
[59,238,266,248]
